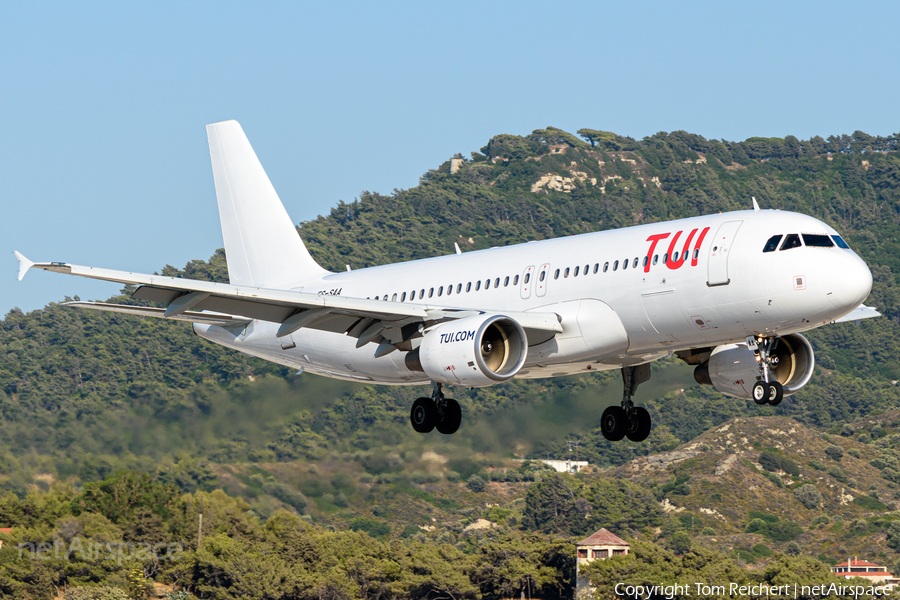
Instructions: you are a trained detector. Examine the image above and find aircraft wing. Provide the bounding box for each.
[15,253,563,348]
[831,305,881,324]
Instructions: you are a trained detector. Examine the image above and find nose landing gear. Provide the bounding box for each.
[410,382,462,434]
[601,364,653,442]
[748,336,784,406]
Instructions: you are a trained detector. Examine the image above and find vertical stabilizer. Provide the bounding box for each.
[206,120,328,288]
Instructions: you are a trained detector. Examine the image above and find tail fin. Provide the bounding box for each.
[206,120,328,289]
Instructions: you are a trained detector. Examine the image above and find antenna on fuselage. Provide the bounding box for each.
[752,196,760,212]
[454,242,462,255]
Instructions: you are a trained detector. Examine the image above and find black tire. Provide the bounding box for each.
[436,399,462,435]
[768,381,784,406]
[752,381,770,405]
[625,407,652,442]
[410,397,436,433]
[601,406,627,442]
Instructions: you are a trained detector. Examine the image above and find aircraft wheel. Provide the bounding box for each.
[752,381,771,405]
[768,381,784,406]
[625,407,652,442]
[601,406,627,442]
[436,399,462,435]
[410,397,436,433]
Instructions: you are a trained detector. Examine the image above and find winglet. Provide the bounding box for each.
[13,251,34,281]
[752,196,760,212]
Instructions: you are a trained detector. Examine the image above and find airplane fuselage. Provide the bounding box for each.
[195,208,872,385]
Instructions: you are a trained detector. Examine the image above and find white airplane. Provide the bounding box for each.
[15,121,879,441]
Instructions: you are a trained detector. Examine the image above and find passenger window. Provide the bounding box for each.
[780,234,802,251]
[564,267,570,278]
[584,264,589,275]
[633,257,638,269]
[593,263,599,274]
[574,266,580,277]
[383,295,388,301]
[495,277,500,287]
[622,259,628,270]
[693,249,699,260]
[420,289,425,298]
[603,262,609,272]
[642,256,648,267]
[438,286,443,296]
[484,279,490,290]
[392,293,398,301]
[505,276,510,286]
[374,296,379,301]
[429,288,434,298]
[457,283,462,294]
[475,280,481,291]
[523,274,530,284]
[763,235,782,253]
[613,260,619,271]
[673,251,679,262]
[514,275,519,285]
[663,253,668,264]
[554,269,560,279]
[447,285,452,295]
[802,234,835,247]
[833,235,851,249]
[653,254,658,265]
[401,292,406,302]
[539,271,546,282]
[466,282,471,292]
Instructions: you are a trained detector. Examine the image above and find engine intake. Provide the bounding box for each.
[406,314,527,387]
[694,333,815,399]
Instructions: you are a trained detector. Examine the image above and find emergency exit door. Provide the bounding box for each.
[707,220,743,286]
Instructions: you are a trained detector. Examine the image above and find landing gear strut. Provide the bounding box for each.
[747,336,784,406]
[601,364,653,443]
[410,382,462,435]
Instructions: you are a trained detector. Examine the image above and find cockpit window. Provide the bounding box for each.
[763,235,782,253]
[780,234,802,251]
[832,235,851,249]
[802,234,834,247]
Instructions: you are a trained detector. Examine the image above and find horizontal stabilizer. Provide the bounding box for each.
[65,301,253,327]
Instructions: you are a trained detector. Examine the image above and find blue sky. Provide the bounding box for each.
[4,1,899,314]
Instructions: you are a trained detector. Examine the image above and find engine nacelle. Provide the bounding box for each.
[694,333,815,399]
[405,314,527,387]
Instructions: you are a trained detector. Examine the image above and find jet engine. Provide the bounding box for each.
[405,314,527,387]
[693,333,815,399]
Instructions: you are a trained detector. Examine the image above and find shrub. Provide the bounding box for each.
[746,518,767,533]
[827,465,848,483]
[748,511,780,523]
[854,495,888,511]
[785,541,801,556]
[466,475,486,493]
[764,520,803,542]
[848,448,860,458]
[825,445,844,461]
[752,543,773,557]
[669,531,692,554]
[809,460,826,471]
[759,451,801,476]
[794,484,822,509]
[811,515,831,528]
[65,589,129,600]
[701,527,716,535]
[765,472,784,488]
[349,517,391,539]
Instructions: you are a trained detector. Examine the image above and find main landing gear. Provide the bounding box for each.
[410,382,462,435]
[601,364,653,443]
[748,336,784,406]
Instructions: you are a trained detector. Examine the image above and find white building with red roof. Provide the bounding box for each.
[575,528,630,599]
[832,558,897,589]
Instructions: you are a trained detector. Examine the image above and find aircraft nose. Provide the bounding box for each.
[827,253,873,313]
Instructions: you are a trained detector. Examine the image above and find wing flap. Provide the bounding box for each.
[65,301,253,327]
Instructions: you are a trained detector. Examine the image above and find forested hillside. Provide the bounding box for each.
[1,127,899,598]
